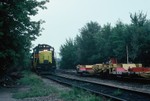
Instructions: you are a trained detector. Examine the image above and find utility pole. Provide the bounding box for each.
[126,45,129,64]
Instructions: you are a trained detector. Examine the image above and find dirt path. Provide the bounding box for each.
[0,87,17,101]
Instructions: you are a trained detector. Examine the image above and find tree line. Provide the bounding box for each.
[0,0,48,80]
[60,12,150,69]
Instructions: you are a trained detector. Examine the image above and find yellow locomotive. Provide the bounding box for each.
[31,44,56,72]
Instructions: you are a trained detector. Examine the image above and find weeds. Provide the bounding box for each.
[60,87,102,101]
[13,71,58,99]
[13,71,103,101]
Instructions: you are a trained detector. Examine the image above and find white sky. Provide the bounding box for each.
[32,0,150,58]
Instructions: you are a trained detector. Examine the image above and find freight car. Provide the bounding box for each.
[76,65,94,76]
[76,58,150,79]
[31,44,56,73]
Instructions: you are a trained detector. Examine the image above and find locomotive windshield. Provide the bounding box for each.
[33,44,54,53]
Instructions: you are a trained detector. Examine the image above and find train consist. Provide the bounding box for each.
[76,58,150,79]
[31,44,56,72]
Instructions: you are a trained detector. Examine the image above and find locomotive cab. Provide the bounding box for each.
[31,44,56,72]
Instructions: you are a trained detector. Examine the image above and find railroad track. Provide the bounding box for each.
[56,69,150,84]
[42,74,150,101]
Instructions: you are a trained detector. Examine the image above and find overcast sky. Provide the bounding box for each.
[32,0,150,57]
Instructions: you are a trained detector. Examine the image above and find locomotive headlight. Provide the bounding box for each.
[50,48,53,51]
[43,49,48,51]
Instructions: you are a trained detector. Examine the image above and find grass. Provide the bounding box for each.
[13,86,58,99]
[17,71,43,86]
[13,70,58,99]
[13,70,104,101]
[60,87,102,101]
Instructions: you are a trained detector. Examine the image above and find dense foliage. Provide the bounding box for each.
[60,12,150,69]
[0,0,48,78]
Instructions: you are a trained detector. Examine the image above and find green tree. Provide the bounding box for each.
[110,21,128,63]
[129,12,150,65]
[77,21,101,64]
[59,12,150,68]
[60,38,77,69]
[95,23,112,63]
[0,0,48,77]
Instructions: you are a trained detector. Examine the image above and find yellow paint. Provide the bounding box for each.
[39,51,52,64]
[122,64,136,70]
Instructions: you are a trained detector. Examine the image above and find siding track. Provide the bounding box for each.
[42,74,150,101]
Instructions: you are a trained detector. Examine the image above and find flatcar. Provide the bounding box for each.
[31,44,56,72]
[76,58,150,79]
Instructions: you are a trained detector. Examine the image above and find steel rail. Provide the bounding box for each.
[42,74,150,101]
